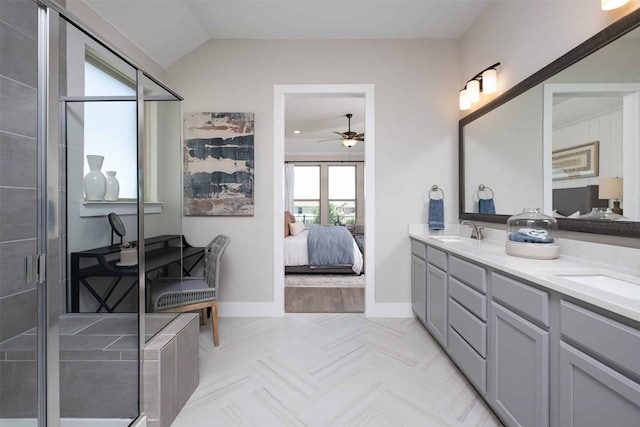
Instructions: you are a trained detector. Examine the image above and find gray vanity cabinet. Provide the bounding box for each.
[490,301,549,427]
[410,240,427,325]
[426,263,447,347]
[559,300,640,426]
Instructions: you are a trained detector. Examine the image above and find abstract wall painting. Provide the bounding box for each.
[183,112,254,216]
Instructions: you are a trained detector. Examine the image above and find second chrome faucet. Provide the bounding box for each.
[461,220,485,240]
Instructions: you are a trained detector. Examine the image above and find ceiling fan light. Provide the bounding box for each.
[459,89,470,110]
[467,79,480,102]
[342,139,357,148]
[482,68,497,94]
[601,0,629,10]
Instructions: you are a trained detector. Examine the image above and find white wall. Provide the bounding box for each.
[460,0,640,112]
[66,0,165,80]
[166,39,460,305]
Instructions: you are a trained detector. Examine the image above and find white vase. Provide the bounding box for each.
[104,171,120,201]
[84,155,107,201]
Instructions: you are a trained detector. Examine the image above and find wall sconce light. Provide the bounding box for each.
[601,0,629,11]
[459,63,500,111]
[599,176,623,214]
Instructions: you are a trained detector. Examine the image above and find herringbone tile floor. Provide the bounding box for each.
[172,315,501,427]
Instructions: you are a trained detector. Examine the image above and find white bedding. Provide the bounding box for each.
[284,229,363,274]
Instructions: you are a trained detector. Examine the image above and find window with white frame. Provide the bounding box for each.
[83,60,137,199]
[292,162,363,226]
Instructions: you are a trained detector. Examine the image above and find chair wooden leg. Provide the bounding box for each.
[200,308,206,325]
[212,301,219,347]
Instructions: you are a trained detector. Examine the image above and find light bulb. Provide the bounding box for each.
[467,79,480,103]
[459,89,470,110]
[601,0,629,10]
[482,68,497,94]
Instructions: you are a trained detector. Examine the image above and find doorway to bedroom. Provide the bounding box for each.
[283,95,366,313]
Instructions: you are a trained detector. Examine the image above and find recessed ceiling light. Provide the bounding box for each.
[293,130,301,134]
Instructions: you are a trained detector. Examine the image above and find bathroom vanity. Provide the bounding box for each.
[409,225,640,427]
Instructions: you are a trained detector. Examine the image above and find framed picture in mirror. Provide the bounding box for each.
[552,141,599,181]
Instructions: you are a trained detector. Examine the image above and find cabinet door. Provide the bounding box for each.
[426,264,447,347]
[560,342,640,427]
[411,254,427,325]
[490,302,549,427]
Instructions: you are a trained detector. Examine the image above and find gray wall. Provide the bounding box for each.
[0,0,39,343]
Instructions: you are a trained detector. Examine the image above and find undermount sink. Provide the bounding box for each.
[544,269,640,300]
[430,236,467,243]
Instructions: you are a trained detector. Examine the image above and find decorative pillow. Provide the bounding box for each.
[567,211,581,218]
[552,209,566,218]
[289,221,305,236]
[284,211,294,237]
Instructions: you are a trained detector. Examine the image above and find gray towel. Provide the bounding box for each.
[428,199,444,230]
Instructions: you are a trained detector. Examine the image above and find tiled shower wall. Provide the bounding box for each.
[0,0,39,343]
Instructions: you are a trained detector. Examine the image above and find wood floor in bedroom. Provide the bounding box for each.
[285,287,364,313]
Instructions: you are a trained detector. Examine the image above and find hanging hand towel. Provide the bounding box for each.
[479,198,496,214]
[428,198,444,230]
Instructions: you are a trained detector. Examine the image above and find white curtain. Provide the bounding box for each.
[285,163,295,213]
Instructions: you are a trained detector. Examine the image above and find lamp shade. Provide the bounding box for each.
[467,79,480,102]
[599,177,623,199]
[342,139,357,148]
[482,68,497,94]
[601,0,629,10]
[459,89,470,110]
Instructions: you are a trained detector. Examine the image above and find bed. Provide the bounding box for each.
[284,227,364,275]
[552,185,608,217]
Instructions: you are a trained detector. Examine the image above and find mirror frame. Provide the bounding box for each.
[459,8,640,238]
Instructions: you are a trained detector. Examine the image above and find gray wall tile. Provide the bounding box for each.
[60,360,138,418]
[0,0,38,40]
[0,360,37,417]
[0,187,37,241]
[0,238,37,298]
[0,75,37,138]
[160,338,177,427]
[143,360,160,420]
[176,316,199,410]
[0,131,37,188]
[0,288,36,342]
[0,20,38,87]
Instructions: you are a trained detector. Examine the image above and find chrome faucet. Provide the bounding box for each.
[461,220,485,240]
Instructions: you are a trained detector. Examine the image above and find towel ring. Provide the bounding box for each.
[427,185,444,200]
[473,184,494,201]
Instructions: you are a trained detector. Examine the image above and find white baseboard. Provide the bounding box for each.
[218,302,283,317]
[366,303,414,318]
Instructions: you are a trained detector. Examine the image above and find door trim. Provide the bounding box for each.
[273,84,375,315]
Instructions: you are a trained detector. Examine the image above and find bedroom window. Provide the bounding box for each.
[291,162,363,226]
[293,165,320,224]
[328,166,356,225]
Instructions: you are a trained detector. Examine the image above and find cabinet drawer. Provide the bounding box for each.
[427,246,447,270]
[491,272,549,326]
[411,239,426,260]
[449,298,487,357]
[449,256,486,293]
[448,326,487,395]
[449,277,487,321]
[561,300,640,375]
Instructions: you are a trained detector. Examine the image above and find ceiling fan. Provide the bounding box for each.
[318,113,365,147]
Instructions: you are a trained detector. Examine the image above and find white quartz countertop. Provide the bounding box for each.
[409,224,640,323]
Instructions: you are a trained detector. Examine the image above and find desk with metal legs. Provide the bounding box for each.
[70,235,204,313]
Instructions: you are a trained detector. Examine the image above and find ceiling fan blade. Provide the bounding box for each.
[317,138,341,142]
[356,137,365,141]
[355,133,365,138]
[334,131,347,137]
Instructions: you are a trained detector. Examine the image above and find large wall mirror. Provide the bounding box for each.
[460,9,640,237]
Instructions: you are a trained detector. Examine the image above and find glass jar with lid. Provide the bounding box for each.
[505,208,559,259]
